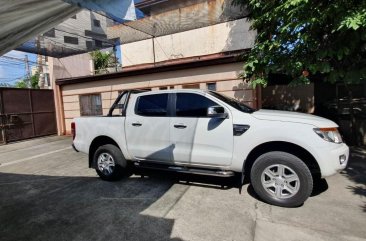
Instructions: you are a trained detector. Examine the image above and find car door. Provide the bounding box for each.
[170,92,233,166]
[125,93,173,162]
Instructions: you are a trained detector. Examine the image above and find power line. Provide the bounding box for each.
[0,75,27,83]
[1,55,47,66]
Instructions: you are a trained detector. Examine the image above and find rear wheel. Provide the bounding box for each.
[94,144,127,181]
[250,151,313,207]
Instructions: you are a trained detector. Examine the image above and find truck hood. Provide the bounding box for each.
[252,109,338,127]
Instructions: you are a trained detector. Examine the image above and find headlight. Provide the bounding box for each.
[313,128,342,144]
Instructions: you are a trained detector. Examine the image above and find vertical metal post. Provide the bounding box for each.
[25,55,30,88]
[28,89,36,137]
[113,44,118,72]
[152,37,156,65]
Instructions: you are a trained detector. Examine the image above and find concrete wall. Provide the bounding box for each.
[49,53,92,80]
[59,62,256,134]
[121,18,255,67]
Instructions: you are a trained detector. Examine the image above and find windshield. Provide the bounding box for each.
[208,91,256,113]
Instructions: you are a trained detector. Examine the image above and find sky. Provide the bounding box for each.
[0,51,37,86]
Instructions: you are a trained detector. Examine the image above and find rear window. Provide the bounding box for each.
[135,94,168,117]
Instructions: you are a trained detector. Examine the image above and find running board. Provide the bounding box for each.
[133,161,234,177]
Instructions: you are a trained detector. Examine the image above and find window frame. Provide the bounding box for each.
[79,93,103,116]
[172,92,226,118]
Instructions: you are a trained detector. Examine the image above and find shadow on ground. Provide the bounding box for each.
[0,171,185,241]
[0,168,241,241]
[341,147,366,212]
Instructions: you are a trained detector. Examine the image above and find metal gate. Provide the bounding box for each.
[0,88,57,144]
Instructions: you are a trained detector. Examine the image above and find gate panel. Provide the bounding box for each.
[0,88,57,144]
[31,90,57,137]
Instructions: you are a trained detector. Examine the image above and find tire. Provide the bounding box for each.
[94,144,127,181]
[250,151,313,207]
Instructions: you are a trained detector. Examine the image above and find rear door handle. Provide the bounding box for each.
[132,122,142,127]
[174,124,187,129]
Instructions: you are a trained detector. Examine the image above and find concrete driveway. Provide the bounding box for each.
[0,136,365,241]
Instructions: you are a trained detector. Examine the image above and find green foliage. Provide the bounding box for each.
[90,50,117,74]
[233,0,366,86]
[15,80,27,88]
[15,73,40,89]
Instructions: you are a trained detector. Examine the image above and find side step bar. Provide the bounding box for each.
[133,161,235,177]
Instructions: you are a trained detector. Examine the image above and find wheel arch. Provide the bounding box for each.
[244,141,321,179]
[88,136,121,168]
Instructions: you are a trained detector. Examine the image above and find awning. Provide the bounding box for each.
[2,0,248,58]
[0,0,136,57]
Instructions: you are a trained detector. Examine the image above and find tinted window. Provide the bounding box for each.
[136,94,168,117]
[176,93,218,117]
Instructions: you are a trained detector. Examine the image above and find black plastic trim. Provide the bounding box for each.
[72,144,79,152]
[233,124,250,136]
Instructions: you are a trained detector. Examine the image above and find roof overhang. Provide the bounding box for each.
[55,49,247,85]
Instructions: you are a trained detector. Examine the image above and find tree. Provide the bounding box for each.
[15,73,40,89]
[90,50,118,74]
[233,0,366,87]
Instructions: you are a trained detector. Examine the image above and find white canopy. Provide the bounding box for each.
[0,0,136,56]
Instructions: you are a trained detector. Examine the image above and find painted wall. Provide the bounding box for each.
[59,62,256,134]
[121,18,255,67]
[49,53,92,80]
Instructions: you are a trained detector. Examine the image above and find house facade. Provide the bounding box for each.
[52,0,258,135]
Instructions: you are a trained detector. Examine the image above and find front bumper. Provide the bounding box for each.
[316,143,349,178]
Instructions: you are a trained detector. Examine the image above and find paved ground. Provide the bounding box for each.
[0,136,365,241]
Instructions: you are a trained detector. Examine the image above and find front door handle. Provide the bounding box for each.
[174,124,187,129]
[132,122,142,127]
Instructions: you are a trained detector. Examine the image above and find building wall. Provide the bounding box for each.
[49,53,92,80]
[59,62,256,134]
[49,10,110,50]
[121,18,255,67]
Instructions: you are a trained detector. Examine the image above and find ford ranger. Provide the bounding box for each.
[72,89,349,207]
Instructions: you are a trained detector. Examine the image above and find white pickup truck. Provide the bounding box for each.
[72,89,349,207]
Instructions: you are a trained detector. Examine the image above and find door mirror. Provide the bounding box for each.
[207,106,228,118]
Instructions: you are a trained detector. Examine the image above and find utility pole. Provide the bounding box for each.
[37,36,45,89]
[24,55,31,88]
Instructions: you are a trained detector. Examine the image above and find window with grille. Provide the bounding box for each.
[207,82,217,91]
[79,94,103,116]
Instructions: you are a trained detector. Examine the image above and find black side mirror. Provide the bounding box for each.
[207,106,228,119]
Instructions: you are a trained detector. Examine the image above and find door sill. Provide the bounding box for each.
[133,161,235,177]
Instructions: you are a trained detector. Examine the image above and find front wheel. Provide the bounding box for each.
[250,151,313,207]
[94,144,127,181]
